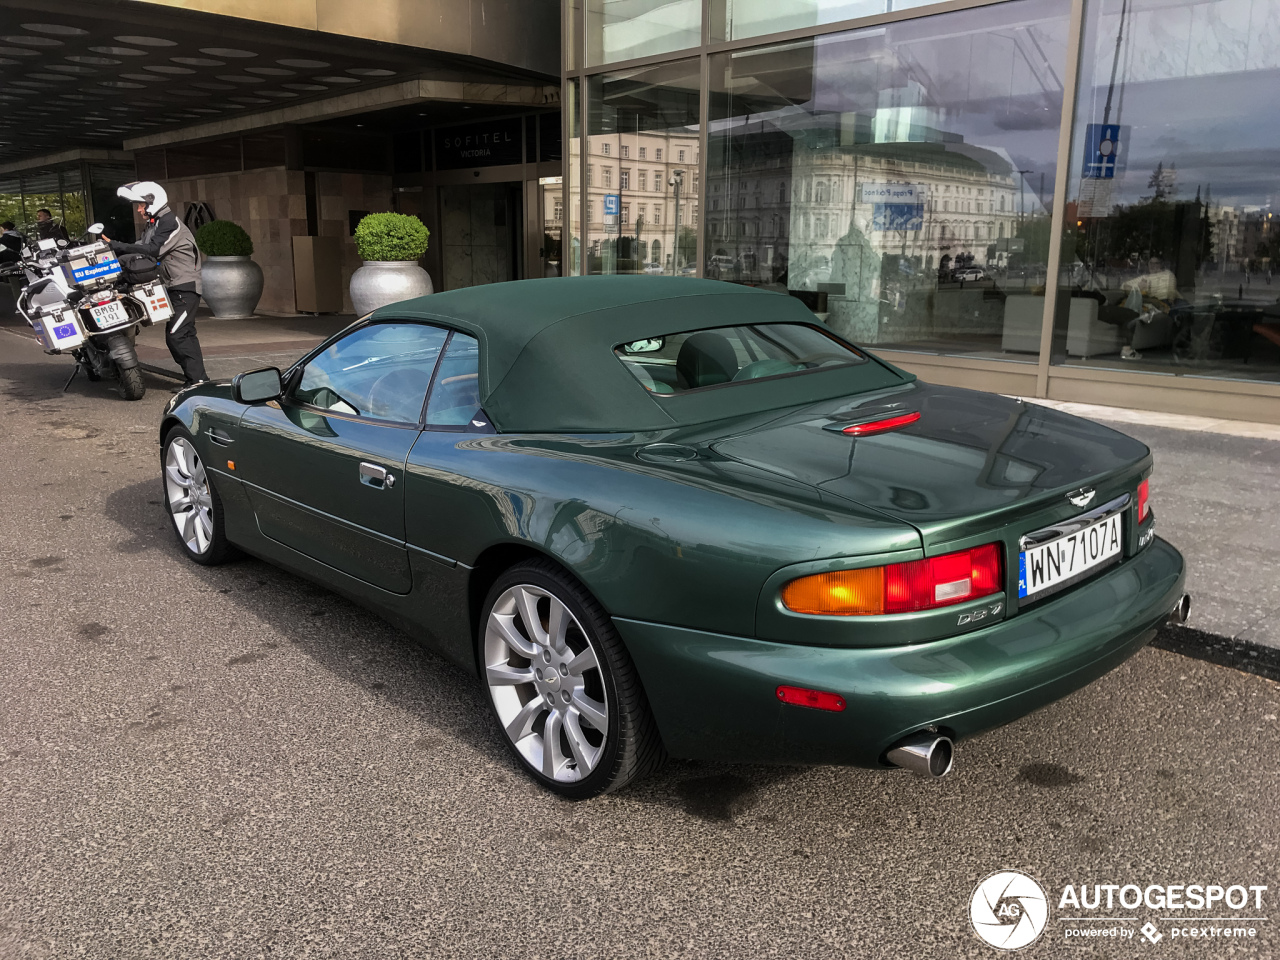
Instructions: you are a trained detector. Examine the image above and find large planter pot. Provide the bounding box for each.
[349,260,433,315]
[201,255,264,318]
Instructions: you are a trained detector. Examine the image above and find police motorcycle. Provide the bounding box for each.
[5,223,173,400]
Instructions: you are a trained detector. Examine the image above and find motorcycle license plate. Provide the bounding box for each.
[90,300,129,328]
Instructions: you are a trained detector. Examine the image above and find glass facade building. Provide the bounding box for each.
[563,0,1280,422]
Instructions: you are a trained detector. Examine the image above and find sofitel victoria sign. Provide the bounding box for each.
[434,118,523,170]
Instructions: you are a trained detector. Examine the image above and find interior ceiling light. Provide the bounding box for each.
[45,64,96,73]
[283,83,327,91]
[315,75,359,84]
[120,73,166,82]
[346,67,395,76]
[143,65,196,74]
[246,66,294,76]
[193,81,234,90]
[90,46,145,56]
[26,72,74,81]
[218,74,264,83]
[172,57,224,66]
[2,35,62,46]
[115,35,177,46]
[0,57,19,65]
[230,96,269,104]
[170,89,212,97]
[201,47,256,58]
[22,23,89,35]
[278,58,329,68]
[0,46,39,56]
[66,55,120,65]
[98,80,146,88]
[258,90,299,98]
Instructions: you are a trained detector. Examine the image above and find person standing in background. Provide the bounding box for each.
[34,209,69,243]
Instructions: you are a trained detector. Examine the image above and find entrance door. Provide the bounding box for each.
[440,183,522,290]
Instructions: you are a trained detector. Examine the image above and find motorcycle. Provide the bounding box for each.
[4,223,174,400]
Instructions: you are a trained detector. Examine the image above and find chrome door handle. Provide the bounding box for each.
[359,462,395,489]
[205,428,233,446]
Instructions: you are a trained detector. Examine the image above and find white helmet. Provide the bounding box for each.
[117,180,168,216]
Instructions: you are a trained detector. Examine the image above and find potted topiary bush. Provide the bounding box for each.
[195,220,263,318]
[349,212,432,314]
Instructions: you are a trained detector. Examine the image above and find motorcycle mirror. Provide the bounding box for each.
[88,223,104,235]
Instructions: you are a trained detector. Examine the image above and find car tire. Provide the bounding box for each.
[479,559,666,799]
[161,425,236,565]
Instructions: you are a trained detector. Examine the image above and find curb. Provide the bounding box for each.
[1152,624,1280,683]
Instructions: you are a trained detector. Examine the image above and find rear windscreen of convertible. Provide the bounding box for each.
[615,323,867,395]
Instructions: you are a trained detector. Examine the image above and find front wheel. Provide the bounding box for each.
[162,426,235,565]
[118,364,145,400]
[480,560,665,799]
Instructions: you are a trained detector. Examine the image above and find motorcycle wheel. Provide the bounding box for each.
[118,365,145,400]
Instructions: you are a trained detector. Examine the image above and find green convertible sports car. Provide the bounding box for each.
[159,277,1187,798]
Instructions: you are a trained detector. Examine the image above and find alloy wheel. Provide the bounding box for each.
[483,583,610,782]
[164,436,214,555]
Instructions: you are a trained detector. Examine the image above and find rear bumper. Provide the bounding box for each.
[616,536,1185,767]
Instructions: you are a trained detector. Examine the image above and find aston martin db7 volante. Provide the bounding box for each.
[159,277,1187,797]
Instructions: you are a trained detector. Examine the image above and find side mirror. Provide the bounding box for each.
[87,223,104,235]
[232,367,282,404]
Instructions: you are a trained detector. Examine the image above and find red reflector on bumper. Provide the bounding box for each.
[776,685,846,712]
[842,411,921,436]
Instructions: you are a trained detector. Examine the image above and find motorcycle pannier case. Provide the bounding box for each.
[31,308,86,353]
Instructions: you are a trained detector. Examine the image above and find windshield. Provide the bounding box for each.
[614,322,866,395]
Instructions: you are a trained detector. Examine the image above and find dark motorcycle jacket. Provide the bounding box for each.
[110,204,201,294]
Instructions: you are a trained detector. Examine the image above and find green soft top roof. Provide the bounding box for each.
[371,276,911,433]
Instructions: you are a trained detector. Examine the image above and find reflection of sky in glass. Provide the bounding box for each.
[1072,0,1280,209]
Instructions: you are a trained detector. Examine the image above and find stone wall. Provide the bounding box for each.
[162,168,394,315]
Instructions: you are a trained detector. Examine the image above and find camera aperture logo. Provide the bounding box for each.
[971,870,1050,950]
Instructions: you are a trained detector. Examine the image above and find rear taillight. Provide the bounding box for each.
[1137,478,1149,523]
[780,543,1003,616]
[842,411,921,436]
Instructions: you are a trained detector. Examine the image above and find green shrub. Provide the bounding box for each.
[355,212,430,262]
[195,220,253,257]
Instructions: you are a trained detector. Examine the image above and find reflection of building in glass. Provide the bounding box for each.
[585,130,700,273]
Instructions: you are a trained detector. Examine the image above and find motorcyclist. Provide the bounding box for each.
[103,181,208,390]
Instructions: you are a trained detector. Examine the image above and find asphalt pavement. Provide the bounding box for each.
[2,318,1279,959]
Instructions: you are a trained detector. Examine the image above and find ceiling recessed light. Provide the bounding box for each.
[90,46,146,56]
[143,64,196,74]
[115,35,178,46]
[277,58,330,68]
[258,90,299,98]
[245,66,294,76]
[119,73,166,82]
[346,67,395,76]
[97,80,146,88]
[66,55,121,65]
[230,96,268,104]
[315,75,359,84]
[0,46,39,56]
[201,47,257,58]
[45,63,96,73]
[21,23,89,36]
[1,35,62,47]
[283,82,327,91]
[171,57,224,67]
[26,72,74,81]
[217,74,264,84]
[193,81,235,90]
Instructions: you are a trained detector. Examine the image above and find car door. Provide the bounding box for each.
[236,321,450,594]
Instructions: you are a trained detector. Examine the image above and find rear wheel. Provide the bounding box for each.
[162,426,235,565]
[118,364,145,400]
[480,560,665,798]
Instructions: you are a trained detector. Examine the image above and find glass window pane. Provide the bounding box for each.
[586,0,701,66]
[615,322,867,393]
[587,59,700,277]
[294,323,448,423]
[1052,0,1280,383]
[426,334,483,426]
[707,0,1070,361]
[716,0,940,43]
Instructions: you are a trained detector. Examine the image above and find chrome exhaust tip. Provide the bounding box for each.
[1166,594,1191,626]
[887,731,954,779]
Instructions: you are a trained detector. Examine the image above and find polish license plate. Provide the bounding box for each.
[1018,512,1122,599]
[90,300,129,328]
